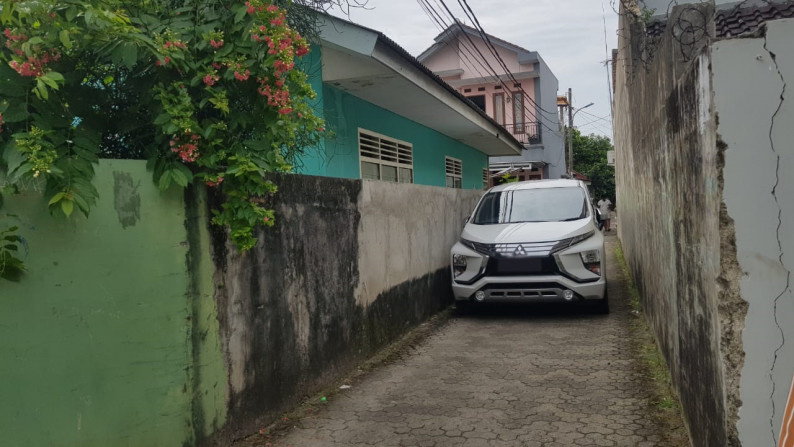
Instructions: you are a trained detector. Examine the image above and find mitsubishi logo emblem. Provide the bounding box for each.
[514,245,526,256]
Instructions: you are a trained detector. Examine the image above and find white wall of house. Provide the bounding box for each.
[713,17,794,447]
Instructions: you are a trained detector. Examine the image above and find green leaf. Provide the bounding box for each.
[234,5,247,23]
[48,192,66,205]
[47,71,64,82]
[157,170,172,190]
[59,30,72,49]
[61,199,74,217]
[39,74,59,90]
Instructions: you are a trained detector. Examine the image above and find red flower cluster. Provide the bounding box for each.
[295,44,310,57]
[206,177,224,187]
[273,59,294,78]
[3,28,26,42]
[245,1,265,14]
[0,112,4,134]
[203,73,219,86]
[163,40,187,50]
[234,69,250,81]
[9,52,60,77]
[257,83,291,107]
[155,56,171,66]
[170,133,200,162]
[210,39,224,48]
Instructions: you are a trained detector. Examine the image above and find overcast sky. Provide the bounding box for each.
[330,0,619,139]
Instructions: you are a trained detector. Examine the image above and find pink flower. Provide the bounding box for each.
[203,73,218,86]
[234,69,250,81]
[210,39,224,48]
[278,107,292,115]
[206,177,224,187]
[267,5,279,12]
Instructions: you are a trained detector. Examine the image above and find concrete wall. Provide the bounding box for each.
[0,160,227,447]
[613,4,730,446]
[712,17,794,446]
[615,2,794,445]
[2,161,477,446]
[207,173,482,442]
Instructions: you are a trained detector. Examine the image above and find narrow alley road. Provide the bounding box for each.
[251,236,686,446]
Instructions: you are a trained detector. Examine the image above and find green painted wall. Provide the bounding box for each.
[298,66,488,189]
[0,160,226,447]
[294,45,327,176]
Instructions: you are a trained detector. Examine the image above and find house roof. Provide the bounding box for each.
[715,1,794,37]
[316,15,523,157]
[416,20,539,66]
[645,1,794,38]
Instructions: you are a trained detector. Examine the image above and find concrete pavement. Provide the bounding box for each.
[245,235,685,446]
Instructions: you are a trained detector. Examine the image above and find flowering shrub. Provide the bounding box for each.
[0,0,325,269]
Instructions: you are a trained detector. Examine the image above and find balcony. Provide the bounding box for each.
[503,122,542,146]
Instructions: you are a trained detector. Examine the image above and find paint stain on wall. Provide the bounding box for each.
[113,171,141,228]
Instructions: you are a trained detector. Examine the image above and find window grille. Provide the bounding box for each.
[445,157,462,189]
[359,129,413,184]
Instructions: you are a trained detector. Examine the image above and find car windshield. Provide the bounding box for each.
[472,187,588,224]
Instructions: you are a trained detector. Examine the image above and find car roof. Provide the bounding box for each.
[488,179,584,193]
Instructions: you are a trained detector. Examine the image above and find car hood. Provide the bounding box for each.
[462,219,593,244]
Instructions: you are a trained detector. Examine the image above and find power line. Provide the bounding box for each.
[426,0,561,134]
[602,0,614,122]
[416,0,488,82]
[578,110,612,123]
[457,0,559,118]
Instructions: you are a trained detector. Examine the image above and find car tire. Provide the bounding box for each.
[593,289,610,314]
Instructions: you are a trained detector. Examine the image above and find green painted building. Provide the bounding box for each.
[297,16,522,189]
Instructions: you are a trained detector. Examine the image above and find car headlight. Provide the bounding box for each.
[452,254,467,278]
[580,249,601,276]
[551,230,595,254]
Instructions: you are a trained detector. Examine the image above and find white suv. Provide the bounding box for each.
[450,179,608,313]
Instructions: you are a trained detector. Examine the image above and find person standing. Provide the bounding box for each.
[597,197,613,232]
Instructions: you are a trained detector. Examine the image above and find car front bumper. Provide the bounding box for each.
[452,274,606,302]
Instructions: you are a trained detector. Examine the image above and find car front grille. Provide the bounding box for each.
[464,240,559,257]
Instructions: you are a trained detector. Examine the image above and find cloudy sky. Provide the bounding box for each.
[330,0,619,139]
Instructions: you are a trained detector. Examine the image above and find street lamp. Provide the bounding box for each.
[568,102,594,175]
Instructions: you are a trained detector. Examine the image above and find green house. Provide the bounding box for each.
[298,15,522,189]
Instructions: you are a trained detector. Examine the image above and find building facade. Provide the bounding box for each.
[417,22,566,181]
[297,16,523,190]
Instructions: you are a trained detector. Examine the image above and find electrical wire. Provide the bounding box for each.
[426,0,561,135]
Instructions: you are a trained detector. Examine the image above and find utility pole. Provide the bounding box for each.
[567,88,573,175]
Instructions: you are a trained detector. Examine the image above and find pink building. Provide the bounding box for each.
[418,22,566,181]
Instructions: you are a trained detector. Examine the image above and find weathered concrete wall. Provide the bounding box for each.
[713,17,794,446]
[2,164,480,446]
[0,160,227,447]
[208,174,481,442]
[613,4,732,446]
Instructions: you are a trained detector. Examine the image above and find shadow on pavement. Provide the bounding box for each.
[453,300,609,320]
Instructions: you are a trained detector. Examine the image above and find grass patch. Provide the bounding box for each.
[616,240,690,445]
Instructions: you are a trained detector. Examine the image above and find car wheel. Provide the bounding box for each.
[593,289,610,314]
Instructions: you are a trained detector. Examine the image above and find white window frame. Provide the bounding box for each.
[482,168,490,189]
[358,128,413,184]
[445,156,462,189]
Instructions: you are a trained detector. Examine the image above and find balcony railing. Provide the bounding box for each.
[503,122,542,146]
